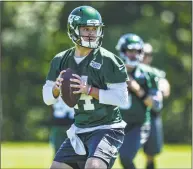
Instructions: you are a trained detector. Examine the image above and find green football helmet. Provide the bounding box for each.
[115,33,144,67]
[67,6,104,49]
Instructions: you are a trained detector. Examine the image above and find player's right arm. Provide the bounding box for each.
[42,55,64,105]
[52,70,66,98]
[127,76,163,111]
[127,78,153,107]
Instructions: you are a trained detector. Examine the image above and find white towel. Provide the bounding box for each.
[66,120,127,155]
[66,124,86,155]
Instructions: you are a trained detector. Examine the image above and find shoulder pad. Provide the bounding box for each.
[138,63,166,78]
[54,47,74,59]
[99,47,124,66]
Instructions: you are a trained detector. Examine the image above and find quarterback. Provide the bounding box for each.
[42,6,129,169]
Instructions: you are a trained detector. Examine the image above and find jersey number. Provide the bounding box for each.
[74,94,95,110]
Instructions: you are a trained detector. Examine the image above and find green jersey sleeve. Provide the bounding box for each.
[46,53,64,81]
[151,67,166,79]
[102,55,128,84]
[138,64,166,89]
[148,67,166,88]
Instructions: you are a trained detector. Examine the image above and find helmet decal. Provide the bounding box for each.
[68,15,81,26]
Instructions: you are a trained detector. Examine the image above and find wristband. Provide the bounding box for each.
[87,85,92,95]
[88,87,93,95]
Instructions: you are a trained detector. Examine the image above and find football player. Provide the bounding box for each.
[43,6,129,169]
[115,33,164,169]
[142,43,170,169]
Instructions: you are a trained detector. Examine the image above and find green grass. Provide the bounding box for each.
[1,142,191,168]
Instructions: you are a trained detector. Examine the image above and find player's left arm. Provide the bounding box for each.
[99,55,129,107]
[151,66,170,98]
[69,74,100,100]
[70,75,129,108]
[70,54,129,107]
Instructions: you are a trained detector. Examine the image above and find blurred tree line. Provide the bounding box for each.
[1,1,192,143]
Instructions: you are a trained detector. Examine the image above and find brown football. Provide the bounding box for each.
[60,68,81,107]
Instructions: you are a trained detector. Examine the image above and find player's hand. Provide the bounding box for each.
[158,78,170,98]
[52,70,66,98]
[70,74,90,94]
[127,79,141,93]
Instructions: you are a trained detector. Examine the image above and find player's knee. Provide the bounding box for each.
[85,157,107,169]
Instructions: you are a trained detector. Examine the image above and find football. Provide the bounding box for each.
[60,68,81,107]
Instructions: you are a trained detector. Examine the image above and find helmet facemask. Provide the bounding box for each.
[121,45,144,67]
[74,25,104,49]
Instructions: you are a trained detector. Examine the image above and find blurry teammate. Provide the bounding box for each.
[116,33,165,169]
[142,43,170,169]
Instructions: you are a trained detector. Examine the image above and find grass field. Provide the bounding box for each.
[1,142,191,168]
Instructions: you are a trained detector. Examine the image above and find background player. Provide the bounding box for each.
[116,33,164,169]
[142,43,170,169]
